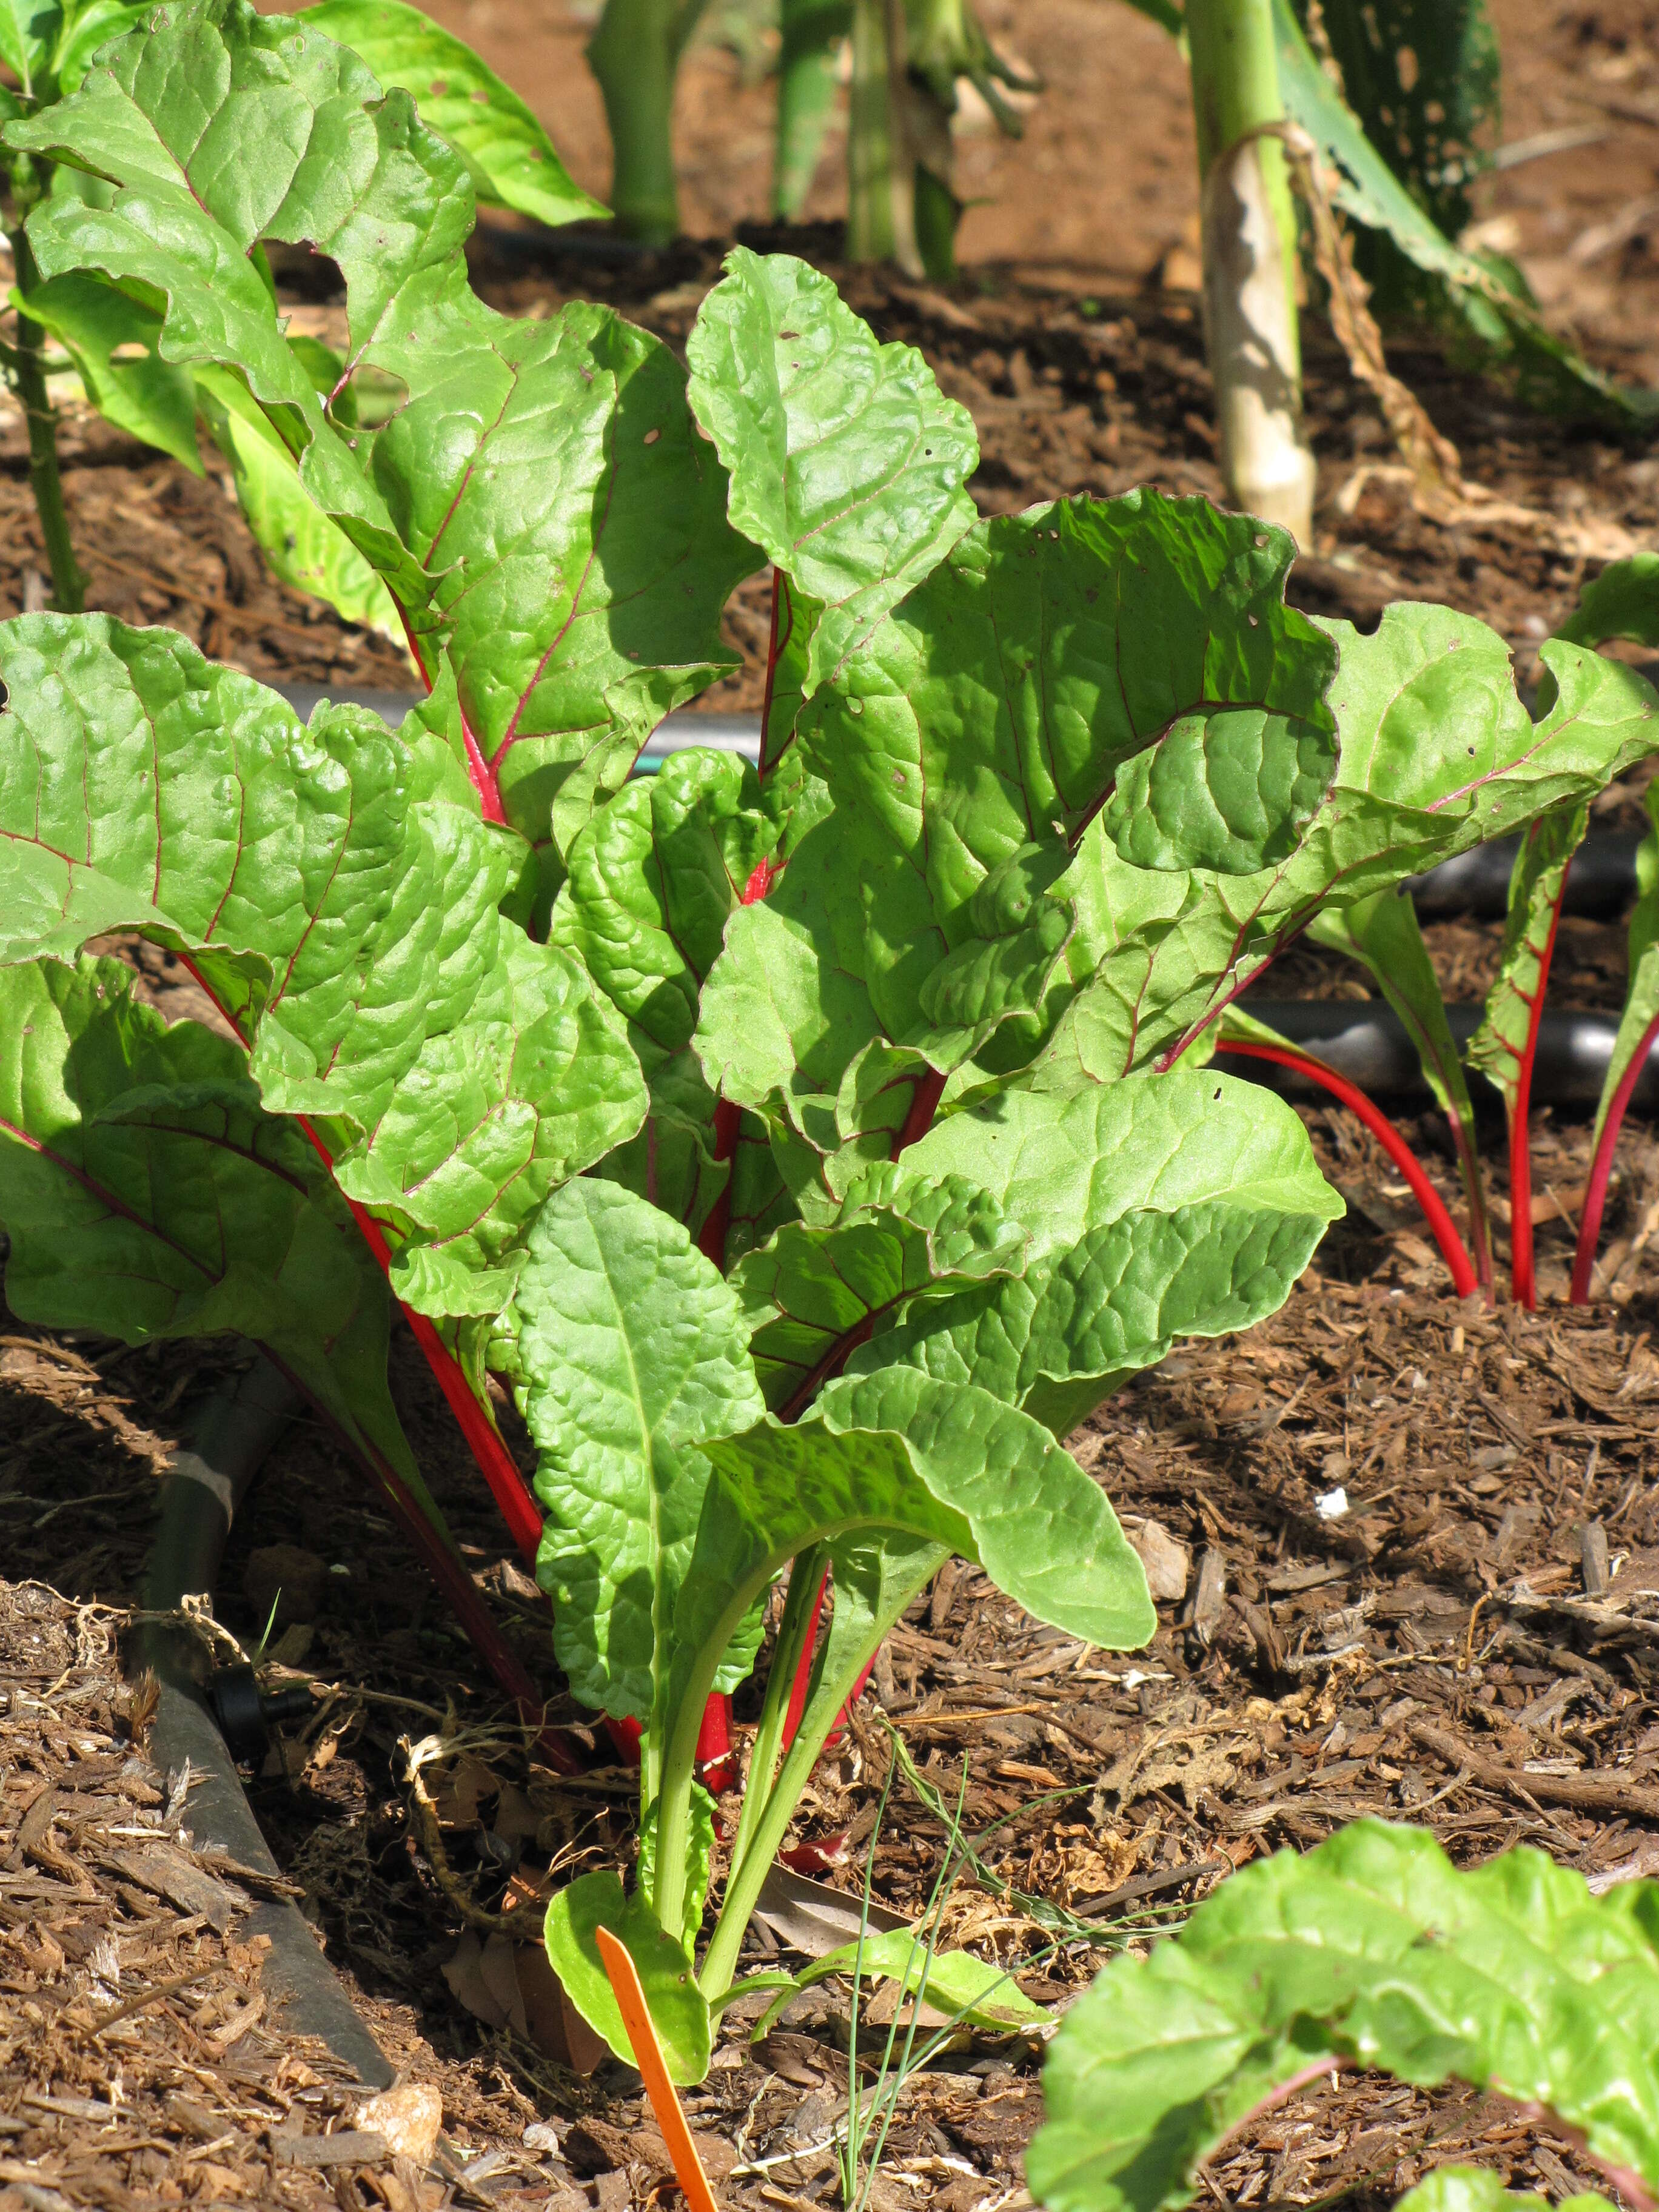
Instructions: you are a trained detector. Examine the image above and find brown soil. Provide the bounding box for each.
[8,2,1659,2208]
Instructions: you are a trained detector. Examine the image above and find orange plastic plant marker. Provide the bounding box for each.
[592,1925,722,2212]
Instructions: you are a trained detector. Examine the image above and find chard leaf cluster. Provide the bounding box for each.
[4,0,1654,2077]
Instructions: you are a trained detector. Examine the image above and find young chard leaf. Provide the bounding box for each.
[543,1869,711,2084]
[1043,600,1659,1081]
[686,247,980,695]
[847,1068,1342,1432]
[16,274,200,473]
[752,1928,1047,2036]
[729,1166,1028,1413]
[1591,783,1659,1162]
[1396,2173,1612,2212]
[797,492,1337,1047]
[1028,1820,1659,2212]
[295,0,608,227]
[549,748,786,1239]
[194,365,404,643]
[502,1178,766,1744]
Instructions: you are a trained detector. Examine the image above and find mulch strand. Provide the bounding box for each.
[10,70,1659,2212]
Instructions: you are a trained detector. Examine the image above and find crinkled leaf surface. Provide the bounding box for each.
[543,1869,709,2083]
[296,0,606,226]
[10,0,758,890]
[0,614,645,1318]
[549,748,783,1235]
[1029,1820,1659,2212]
[793,491,1337,1049]
[730,1165,1027,1413]
[0,955,417,1484]
[508,1179,765,1729]
[846,1068,1340,1431]
[686,249,979,694]
[1039,605,1659,1081]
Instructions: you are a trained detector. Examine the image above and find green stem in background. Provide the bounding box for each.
[5,191,87,614]
[586,0,712,244]
[1185,0,1315,546]
[847,0,920,272]
[775,0,848,219]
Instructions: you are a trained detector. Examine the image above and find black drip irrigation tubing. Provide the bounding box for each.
[1234,999,1659,1111]
[138,1356,394,2088]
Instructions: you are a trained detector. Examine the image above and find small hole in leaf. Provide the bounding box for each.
[645,427,661,444]
[429,77,449,96]
[1214,1087,1222,1100]
[1255,534,1268,548]
[780,329,800,340]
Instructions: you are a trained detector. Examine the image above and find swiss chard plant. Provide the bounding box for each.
[4,0,1658,2074]
[1030,1819,1659,2212]
[0,0,600,618]
[1224,557,1659,1312]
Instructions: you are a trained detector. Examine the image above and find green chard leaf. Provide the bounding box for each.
[504,1179,766,1732]
[296,0,607,227]
[846,1067,1341,1432]
[753,1927,1047,2037]
[1553,554,1659,655]
[695,488,1342,1134]
[665,1367,1155,1781]
[1395,2172,1614,2212]
[729,1165,1028,1413]
[1029,1820,1659,2212]
[0,614,646,1321]
[15,274,200,472]
[8,0,759,895]
[686,248,980,695]
[1041,599,1659,1082]
[0,955,420,1490]
[796,491,1338,1049]
[543,1869,709,2084]
[194,356,404,643]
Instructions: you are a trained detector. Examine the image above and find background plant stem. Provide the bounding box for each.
[1185,0,1315,544]
[848,0,921,272]
[586,0,711,243]
[5,209,87,614]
